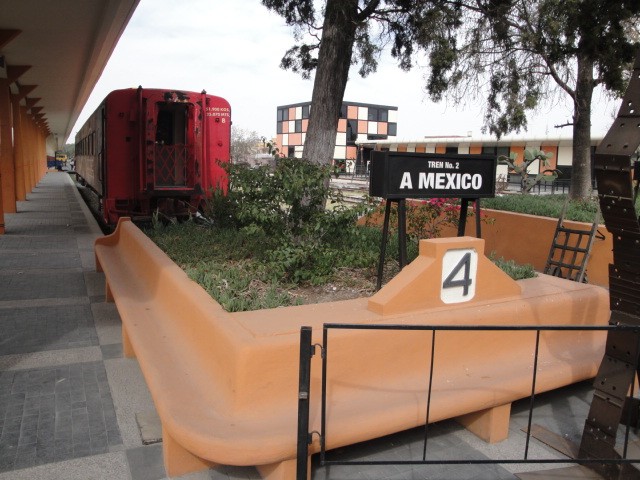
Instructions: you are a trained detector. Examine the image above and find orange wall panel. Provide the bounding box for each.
[346,146,357,159]
[281,121,289,134]
[378,122,388,135]
[288,107,296,120]
[287,133,302,146]
[347,105,358,119]
[358,120,368,133]
[510,146,525,166]
[302,119,309,132]
[338,118,347,133]
[540,145,558,171]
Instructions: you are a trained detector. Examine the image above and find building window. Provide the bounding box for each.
[340,104,348,118]
[368,108,378,121]
[277,122,283,134]
[347,120,358,144]
[302,105,310,119]
[497,146,510,158]
[378,109,388,122]
[295,119,302,133]
[387,123,397,136]
[482,146,496,155]
[277,108,289,122]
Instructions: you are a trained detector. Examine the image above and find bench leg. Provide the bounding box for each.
[455,402,511,443]
[257,457,310,480]
[122,324,136,359]
[162,425,213,477]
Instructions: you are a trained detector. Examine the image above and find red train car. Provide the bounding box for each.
[75,87,230,225]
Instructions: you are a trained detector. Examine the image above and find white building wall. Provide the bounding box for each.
[557,146,573,166]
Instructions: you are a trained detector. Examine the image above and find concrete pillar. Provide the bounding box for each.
[0,78,16,214]
[26,109,35,193]
[11,96,25,201]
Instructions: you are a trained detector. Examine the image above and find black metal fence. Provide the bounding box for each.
[296,323,640,479]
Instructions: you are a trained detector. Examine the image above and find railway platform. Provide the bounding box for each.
[0,171,610,479]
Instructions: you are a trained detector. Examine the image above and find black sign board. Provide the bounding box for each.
[369,151,497,199]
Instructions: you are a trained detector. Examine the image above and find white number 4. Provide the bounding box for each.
[441,249,478,304]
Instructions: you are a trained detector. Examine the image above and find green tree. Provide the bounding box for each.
[262,0,461,167]
[264,0,640,200]
[435,0,640,199]
[231,127,261,164]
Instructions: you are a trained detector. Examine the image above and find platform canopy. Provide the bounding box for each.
[0,0,140,145]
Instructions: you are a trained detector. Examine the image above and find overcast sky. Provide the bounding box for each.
[71,0,621,141]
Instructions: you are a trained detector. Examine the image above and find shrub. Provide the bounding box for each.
[482,194,600,223]
[203,157,375,284]
[490,254,537,280]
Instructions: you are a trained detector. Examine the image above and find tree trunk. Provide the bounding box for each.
[570,51,595,200]
[302,0,359,166]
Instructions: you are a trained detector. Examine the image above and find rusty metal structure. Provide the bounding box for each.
[577,53,640,479]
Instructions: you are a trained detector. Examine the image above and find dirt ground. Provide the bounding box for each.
[287,263,402,305]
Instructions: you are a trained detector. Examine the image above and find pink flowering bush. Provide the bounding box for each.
[364,198,463,242]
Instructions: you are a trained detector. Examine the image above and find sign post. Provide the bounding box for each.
[369,151,497,290]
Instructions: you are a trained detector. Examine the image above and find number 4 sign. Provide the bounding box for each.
[441,249,478,304]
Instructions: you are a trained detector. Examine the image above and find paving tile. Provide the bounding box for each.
[0,304,98,355]
[0,273,87,301]
[0,361,122,473]
[0,251,82,270]
[126,444,166,480]
[100,343,123,360]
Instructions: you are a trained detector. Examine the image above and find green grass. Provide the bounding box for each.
[490,254,536,280]
[482,194,600,223]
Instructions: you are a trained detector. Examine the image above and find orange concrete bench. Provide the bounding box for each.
[95,218,610,479]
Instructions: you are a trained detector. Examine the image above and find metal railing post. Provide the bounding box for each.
[297,326,313,480]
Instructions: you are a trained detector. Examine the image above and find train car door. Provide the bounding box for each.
[154,103,189,187]
[142,91,197,192]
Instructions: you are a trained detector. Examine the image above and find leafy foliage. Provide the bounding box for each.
[148,166,541,311]
[204,158,376,285]
[363,198,463,244]
[490,254,537,280]
[483,194,600,222]
[264,0,640,199]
